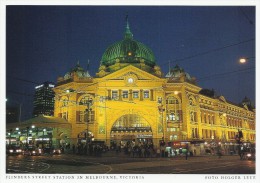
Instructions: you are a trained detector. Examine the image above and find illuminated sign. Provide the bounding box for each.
[35,84,43,89]
[49,84,55,88]
[36,138,50,141]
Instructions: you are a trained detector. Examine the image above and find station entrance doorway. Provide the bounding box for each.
[110,114,153,150]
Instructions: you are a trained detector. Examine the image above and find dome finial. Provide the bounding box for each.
[87,59,90,72]
[125,14,133,39]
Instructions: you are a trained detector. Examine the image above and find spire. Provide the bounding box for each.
[124,14,133,39]
[87,59,90,71]
[168,60,171,73]
[85,59,91,77]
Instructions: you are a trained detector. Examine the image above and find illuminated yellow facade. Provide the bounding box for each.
[53,20,255,152]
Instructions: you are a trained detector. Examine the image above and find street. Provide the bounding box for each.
[6,152,255,174]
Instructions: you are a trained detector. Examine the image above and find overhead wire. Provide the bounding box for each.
[239,7,254,26]
[164,38,255,65]
[197,66,255,82]
[7,75,41,85]
[7,64,255,100]
[7,90,34,97]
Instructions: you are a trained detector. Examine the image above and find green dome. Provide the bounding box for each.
[101,19,156,67]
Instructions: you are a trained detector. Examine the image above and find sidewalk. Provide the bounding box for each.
[65,150,242,159]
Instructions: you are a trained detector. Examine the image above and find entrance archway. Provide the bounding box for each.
[110,114,153,149]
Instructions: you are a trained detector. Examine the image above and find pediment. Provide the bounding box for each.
[100,65,161,81]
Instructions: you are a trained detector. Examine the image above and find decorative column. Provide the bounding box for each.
[150,89,154,101]
[140,89,143,101]
[119,90,122,101]
[129,89,133,101]
[108,89,111,99]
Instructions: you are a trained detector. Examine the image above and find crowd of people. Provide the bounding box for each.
[66,140,192,159]
[70,143,109,156]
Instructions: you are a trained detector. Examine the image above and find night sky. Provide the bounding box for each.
[5,6,255,121]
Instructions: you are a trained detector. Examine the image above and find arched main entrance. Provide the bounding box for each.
[110,114,153,149]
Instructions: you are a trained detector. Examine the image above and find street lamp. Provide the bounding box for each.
[239,57,247,64]
[42,129,46,148]
[26,126,29,147]
[239,56,255,64]
[18,131,21,144]
[158,98,165,142]
[43,128,46,136]
[85,97,93,144]
[8,129,13,147]
[15,127,20,145]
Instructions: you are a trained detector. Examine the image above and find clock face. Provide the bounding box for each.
[128,78,134,83]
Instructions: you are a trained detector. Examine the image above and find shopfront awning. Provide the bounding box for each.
[6,115,71,130]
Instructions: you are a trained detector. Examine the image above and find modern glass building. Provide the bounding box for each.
[33,81,55,117]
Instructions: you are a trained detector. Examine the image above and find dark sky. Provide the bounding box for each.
[6,6,255,121]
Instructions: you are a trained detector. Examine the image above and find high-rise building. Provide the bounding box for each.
[33,81,55,117]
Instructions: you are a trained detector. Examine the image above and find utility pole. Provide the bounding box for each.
[158,97,165,144]
[26,126,29,148]
[85,97,93,145]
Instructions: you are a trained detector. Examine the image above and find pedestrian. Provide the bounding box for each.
[156,148,160,158]
[185,144,189,160]
[217,146,222,158]
[72,144,75,154]
[217,149,222,158]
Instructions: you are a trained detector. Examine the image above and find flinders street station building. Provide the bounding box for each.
[7,19,255,155]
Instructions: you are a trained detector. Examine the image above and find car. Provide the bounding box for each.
[43,147,53,154]
[23,147,43,156]
[244,152,255,161]
[52,148,62,155]
[6,145,23,155]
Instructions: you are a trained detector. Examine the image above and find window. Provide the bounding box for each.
[61,99,68,107]
[221,131,226,139]
[133,91,139,98]
[208,115,211,124]
[158,97,162,104]
[112,90,118,100]
[190,111,196,122]
[167,96,179,104]
[211,115,215,124]
[168,112,180,121]
[79,111,84,122]
[189,98,195,105]
[192,128,198,138]
[167,128,179,132]
[122,91,128,98]
[144,90,149,98]
[86,110,95,123]
[80,96,93,105]
[170,135,178,141]
[112,114,150,129]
